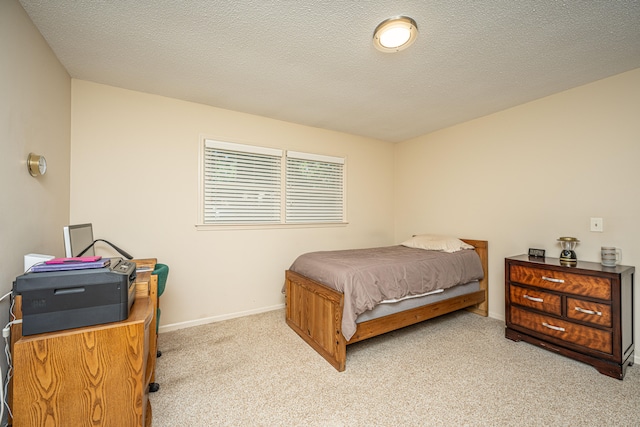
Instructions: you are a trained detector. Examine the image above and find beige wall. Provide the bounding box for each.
[0,1,70,323]
[0,1,70,407]
[8,0,638,360]
[395,69,640,348]
[70,80,395,329]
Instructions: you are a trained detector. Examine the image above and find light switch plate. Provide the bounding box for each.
[590,217,603,232]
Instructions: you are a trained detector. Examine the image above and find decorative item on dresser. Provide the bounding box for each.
[505,255,635,380]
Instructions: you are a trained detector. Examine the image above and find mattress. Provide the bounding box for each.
[356,280,480,323]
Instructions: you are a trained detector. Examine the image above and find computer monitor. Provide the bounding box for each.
[63,223,95,257]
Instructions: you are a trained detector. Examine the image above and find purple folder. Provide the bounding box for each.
[30,258,111,273]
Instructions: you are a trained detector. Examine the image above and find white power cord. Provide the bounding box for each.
[0,291,17,426]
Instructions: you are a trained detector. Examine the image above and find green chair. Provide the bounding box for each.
[149,263,168,394]
[153,263,169,356]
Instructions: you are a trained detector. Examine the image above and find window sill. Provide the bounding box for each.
[195,222,349,231]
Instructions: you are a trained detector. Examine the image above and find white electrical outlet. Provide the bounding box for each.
[590,217,603,232]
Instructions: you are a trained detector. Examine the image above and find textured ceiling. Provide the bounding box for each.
[18,1,640,142]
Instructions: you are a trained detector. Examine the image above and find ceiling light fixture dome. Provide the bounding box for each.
[373,16,418,53]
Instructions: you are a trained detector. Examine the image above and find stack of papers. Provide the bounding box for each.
[30,256,110,272]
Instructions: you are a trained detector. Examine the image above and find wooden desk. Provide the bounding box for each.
[10,258,158,427]
[132,258,160,386]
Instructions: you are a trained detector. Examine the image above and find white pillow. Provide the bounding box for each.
[401,234,474,253]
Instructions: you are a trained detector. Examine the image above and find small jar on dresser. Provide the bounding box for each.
[505,255,635,380]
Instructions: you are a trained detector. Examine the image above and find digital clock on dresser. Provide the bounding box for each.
[505,255,635,380]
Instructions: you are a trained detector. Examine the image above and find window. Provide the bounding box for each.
[201,139,345,226]
[286,151,344,223]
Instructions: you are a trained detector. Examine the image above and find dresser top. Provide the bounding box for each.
[507,254,635,275]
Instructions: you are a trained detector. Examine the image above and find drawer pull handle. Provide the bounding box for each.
[523,294,544,303]
[541,276,564,284]
[542,322,565,332]
[575,307,602,316]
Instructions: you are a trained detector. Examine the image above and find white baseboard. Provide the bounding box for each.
[158,303,285,333]
[488,311,504,322]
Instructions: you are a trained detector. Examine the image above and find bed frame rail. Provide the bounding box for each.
[348,290,486,344]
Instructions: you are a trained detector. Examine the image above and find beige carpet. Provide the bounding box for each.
[149,309,639,426]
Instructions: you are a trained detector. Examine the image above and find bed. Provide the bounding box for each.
[284,237,488,371]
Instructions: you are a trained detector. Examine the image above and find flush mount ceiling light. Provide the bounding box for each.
[373,16,419,53]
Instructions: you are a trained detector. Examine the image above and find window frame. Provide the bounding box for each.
[197,138,347,230]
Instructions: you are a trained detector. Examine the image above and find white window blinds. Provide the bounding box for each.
[202,140,345,226]
[204,140,282,224]
[286,151,345,223]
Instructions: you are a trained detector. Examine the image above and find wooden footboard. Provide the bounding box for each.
[285,270,347,371]
[284,239,489,371]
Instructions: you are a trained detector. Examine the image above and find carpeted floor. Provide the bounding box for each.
[149,309,639,426]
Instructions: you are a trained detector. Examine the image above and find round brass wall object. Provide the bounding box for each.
[28,153,47,177]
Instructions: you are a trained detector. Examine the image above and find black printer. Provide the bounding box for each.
[14,258,137,335]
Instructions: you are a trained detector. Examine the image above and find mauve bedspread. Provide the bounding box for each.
[288,246,484,341]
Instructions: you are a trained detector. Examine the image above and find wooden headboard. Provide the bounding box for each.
[460,238,488,317]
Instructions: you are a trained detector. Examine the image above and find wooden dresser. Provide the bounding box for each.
[10,258,158,426]
[505,255,635,379]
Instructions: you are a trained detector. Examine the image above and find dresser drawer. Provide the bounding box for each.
[509,285,561,315]
[510,306,612,354]
[566,298,612,327]
[510,265,611,300]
